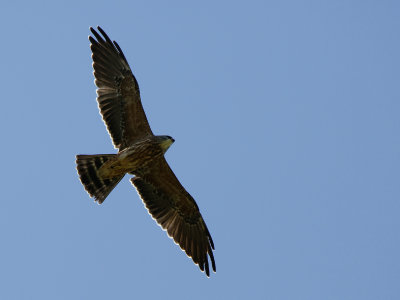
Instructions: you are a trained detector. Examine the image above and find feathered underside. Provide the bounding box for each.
[77,26,216,277]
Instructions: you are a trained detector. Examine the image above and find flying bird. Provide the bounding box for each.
[75,27,215,276]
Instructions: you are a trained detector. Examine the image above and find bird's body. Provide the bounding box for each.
[76,27,215,276]
[98,136,173,179]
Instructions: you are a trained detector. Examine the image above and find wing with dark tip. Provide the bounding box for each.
[89,26,153,149]
[131,157,216,277]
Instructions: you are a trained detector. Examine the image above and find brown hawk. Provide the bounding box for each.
[76,27,215,277]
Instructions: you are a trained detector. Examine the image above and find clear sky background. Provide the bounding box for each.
[0,1,399,299]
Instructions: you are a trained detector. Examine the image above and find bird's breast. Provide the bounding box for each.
[117,141,163,171]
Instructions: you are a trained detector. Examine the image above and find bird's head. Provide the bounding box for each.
[158,135,175,153]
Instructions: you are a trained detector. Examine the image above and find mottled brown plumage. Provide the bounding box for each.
[76,26,215,276]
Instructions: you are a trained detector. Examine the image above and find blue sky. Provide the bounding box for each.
[0,1,399,299]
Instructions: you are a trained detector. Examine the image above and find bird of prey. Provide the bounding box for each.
[75,27,215,277]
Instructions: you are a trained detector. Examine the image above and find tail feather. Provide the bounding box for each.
[76,154,124,204]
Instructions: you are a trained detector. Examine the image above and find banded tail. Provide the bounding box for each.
[76,154,124,204]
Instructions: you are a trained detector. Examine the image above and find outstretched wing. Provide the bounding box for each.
[131,158,216,277]
[89,26,153,150]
